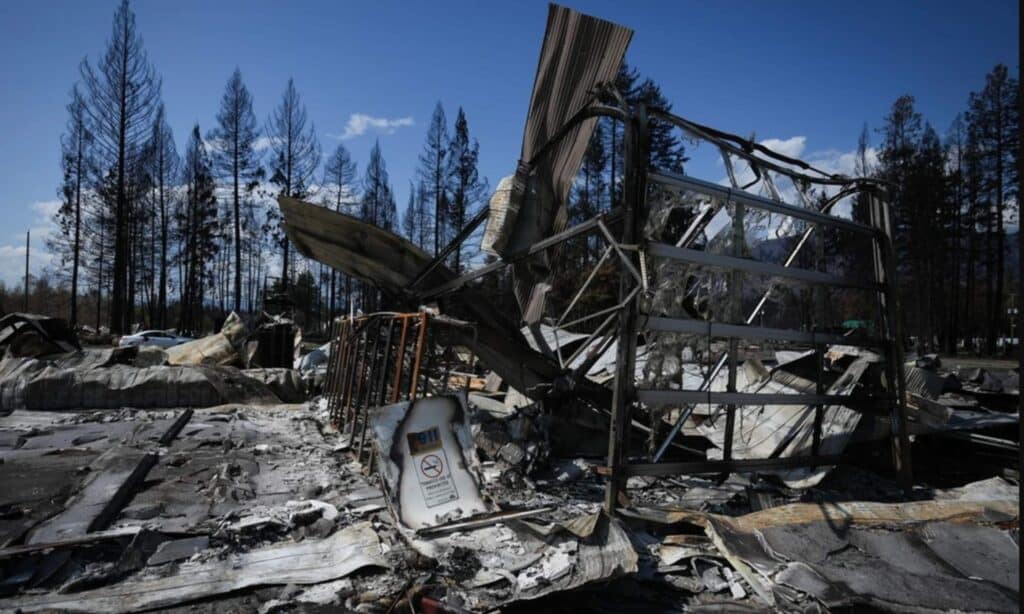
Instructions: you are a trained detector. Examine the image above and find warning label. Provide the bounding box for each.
[408,426,459,508]
[420,454,444,478]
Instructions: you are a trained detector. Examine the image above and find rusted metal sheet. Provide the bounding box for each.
[325,312,433,467]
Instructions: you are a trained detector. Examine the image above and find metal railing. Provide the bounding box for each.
[323,311,479,468]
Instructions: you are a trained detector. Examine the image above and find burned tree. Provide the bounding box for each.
[144,104,177,328]
[210,68,263,314]
[401,181,432,251]
[265,78,321,290]
[321,143,358,318]
[359,140,397,311]
[175,125,219,334]
[51,85,95,327]
[965,64,1019,354]
[361,140,397,231]
[417,102,448,256]
[401,181,418,245]
[79,0,161,333]
[445,108,487,273]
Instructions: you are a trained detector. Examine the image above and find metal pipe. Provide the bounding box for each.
[621,454,846,477]
[391,316,410,403]
[649,171,878,237]
[409,312,428,399]
[564,310,618,367]
[419,212,621,299]
[557,245,613,327]
[560,286,639,330]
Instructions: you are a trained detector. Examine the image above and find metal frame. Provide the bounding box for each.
[322,94,911,511]
[599,106,911,509]
[325,312,431,467]
[324,311,481,468]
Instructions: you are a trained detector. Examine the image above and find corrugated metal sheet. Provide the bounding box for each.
[504,4,633,322]
[279,196,444,295]
[520,5,633,179]
[519,323,589,353]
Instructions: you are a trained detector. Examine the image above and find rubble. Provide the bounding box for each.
[0,4,1019,613]
[164,311,248,367]
[706,496,1019,611]
[146,536,210,566]
[0,312,81,358]
[0,381,1017,612]
[0,310,311,412]
[3,522,387,613]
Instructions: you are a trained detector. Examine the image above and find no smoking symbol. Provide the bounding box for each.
[420,454,443,478]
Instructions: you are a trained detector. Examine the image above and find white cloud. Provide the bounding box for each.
[252,136,280,151]
[31,199,62,220]
[718,136,878,198]
[0,242,54,290]
[330,113,414,140]
[205,135,280,152]
[758,136,806,160]
[0,199,61,287]
[805,147,879,178]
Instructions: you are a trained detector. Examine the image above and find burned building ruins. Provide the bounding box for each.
[0,4,1018,613]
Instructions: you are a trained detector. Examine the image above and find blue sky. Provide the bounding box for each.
[0,0,1018,286]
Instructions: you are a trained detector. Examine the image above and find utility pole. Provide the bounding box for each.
[23,230,29,312]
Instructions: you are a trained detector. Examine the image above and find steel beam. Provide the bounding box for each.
[408,206,490,290]
[648,171,877,237]
[604,105,648,514]
[637,389,890,409]
[621,454,846,477]
[642,315,878,347]
[420,211,621,298]
[647,242,883,291]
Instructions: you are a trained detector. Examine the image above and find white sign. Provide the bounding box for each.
[383,396,489,530]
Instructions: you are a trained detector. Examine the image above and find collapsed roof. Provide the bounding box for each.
[280,3,633,400]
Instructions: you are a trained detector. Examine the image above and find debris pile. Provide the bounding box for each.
[0,388,1017,612]
[0,311,310,413]
[0,4,1019,613]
